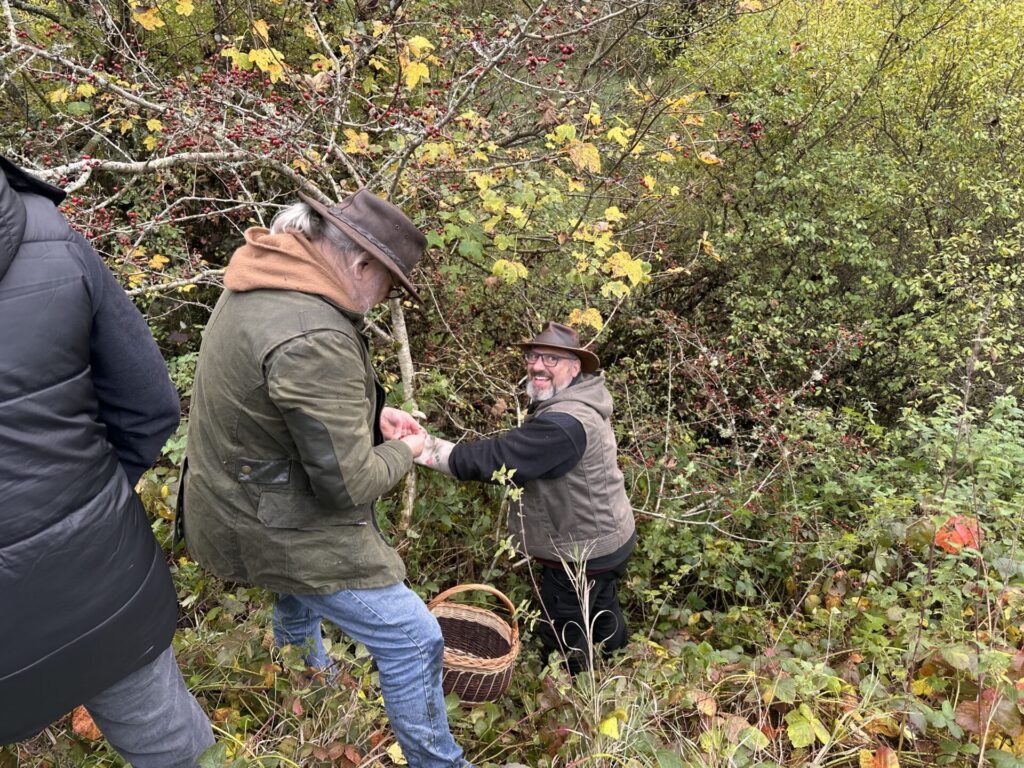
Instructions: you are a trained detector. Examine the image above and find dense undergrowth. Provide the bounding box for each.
[3,0,1024,765]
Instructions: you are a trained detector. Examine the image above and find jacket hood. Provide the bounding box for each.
[224,227,365,317]
[0,156,65,282]
[533,372,613,419]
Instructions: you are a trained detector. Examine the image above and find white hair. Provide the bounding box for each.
[271,202,361,256]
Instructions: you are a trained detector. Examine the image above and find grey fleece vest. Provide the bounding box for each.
[511,374,635,562]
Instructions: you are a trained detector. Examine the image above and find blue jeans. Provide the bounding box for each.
[273,584,468,768]
[84,645,214,768]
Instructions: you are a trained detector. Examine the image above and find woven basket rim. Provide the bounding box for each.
[429,583,521,674]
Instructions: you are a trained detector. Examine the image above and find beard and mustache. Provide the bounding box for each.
[527,374,560,402]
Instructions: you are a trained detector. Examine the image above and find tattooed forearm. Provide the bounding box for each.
[415,434,456,476]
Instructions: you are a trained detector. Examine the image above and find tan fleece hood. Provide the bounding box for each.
[224,227,360,312]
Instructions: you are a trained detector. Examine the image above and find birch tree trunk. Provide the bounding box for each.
[389,298,418,531]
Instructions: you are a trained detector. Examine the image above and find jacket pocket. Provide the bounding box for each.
[256,490,368,530]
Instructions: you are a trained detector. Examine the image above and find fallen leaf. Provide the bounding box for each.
[72,706,102,740]
[935,514,981,553]
[386,741,408,765]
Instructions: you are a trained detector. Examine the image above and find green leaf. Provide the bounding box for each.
[740,726,770,750]
[197,743,229,768]
[458,239,483,259]
[65,101,92,116]
[940,645,976,673]
[655,750,685,768]
[786,713,816,749]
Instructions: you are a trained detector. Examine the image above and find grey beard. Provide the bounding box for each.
[527,379,559,402]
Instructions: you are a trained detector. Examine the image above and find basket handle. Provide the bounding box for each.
[427,583,517,621]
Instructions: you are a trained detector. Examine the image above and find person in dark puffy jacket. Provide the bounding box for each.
[0,156,214,766]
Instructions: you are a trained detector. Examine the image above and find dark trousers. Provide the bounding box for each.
[536,558,629,674]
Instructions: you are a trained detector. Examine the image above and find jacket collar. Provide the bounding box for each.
[1,157,65,282]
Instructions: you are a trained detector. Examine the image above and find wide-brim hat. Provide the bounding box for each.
[298,189,425,304]
[514,321,600,373]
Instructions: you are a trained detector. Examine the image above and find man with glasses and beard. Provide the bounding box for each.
[416,322,636,675]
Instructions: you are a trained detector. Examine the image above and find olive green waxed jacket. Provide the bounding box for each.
[183,288,412,594]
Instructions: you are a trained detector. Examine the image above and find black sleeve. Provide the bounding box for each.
[449,412,587,484]
[79,233,181,485]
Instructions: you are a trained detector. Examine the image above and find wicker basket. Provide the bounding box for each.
[427,583,520,703]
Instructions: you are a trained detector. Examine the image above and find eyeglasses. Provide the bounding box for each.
[523,351,575,367]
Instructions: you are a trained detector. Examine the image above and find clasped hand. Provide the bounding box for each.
[380,406,428,457]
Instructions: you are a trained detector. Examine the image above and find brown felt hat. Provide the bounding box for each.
[515,321,601,373]
[298,189,425,303]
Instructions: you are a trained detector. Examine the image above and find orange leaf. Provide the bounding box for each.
[934,514,981,553]
[71,705,102,740]
[874,746,901,768]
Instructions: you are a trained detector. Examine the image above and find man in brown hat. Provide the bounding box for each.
[182,189,469,767]
[416,322,636,675]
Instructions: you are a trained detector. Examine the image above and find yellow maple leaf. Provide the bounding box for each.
[252,18,270,43]
[309,53,334,73]
[132,6,165,31]
[343,128,370,155]
[221,47,251,70]
[404,60,430,90]
[303,23,317,40]
[567,141,601,173]
[606,126,633,147]
[601,280,630,299]
[175,0,194,16]
[248,48,285,82]
[291,157,310,173]
[146,118,163,132]
[76,83,97,98]
[143,134,159,151]
[668,91,705,111]
[148,254,169,269]
[604,250,647,285]
[698,151,722,165]
[492,259,528,282]
[405,36,435,58]
[604,206,626,223]
[657,151,675,163]
[119,118,135,134]
[48,87,69,104]
[684,114,705,126]
[737,0,765,12]
[568,307,604,331]
[643,174,656,190]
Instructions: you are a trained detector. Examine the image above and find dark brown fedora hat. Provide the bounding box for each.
[298,189,425,304]
[515,321,600,373]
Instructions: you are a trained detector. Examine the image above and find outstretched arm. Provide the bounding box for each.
[416,434,456,476]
